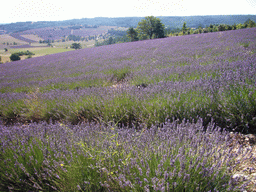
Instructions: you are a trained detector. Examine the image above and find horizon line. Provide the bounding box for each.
[1,14,256,25]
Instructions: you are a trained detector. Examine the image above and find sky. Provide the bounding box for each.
[1,0,256,24]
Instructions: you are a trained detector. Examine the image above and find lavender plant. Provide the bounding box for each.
[0,120,251,191]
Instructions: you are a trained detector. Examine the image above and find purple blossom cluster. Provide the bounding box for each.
[0,28,256,132]
[0,120,252,191]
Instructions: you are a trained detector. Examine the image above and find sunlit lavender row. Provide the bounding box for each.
[0,120,252,191]
[0,28,256,133]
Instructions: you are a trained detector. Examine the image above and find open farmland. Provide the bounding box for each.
[0,25,120,62]
[14,26,121,41]
[1,28,256,191]
[0,34,28,45]
[0,41,97,63]
[7,47,75,56]
[0,47,77,63]
[9,33,37,43]
[20,34,44,42]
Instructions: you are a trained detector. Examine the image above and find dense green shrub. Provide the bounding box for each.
[70,43,82,50]
[10,53,21,61]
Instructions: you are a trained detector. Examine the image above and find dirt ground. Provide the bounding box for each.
[229,133,256,191]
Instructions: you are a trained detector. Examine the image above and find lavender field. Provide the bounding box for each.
[1,120,254,191]
[1,28,256,133]
[0,27,256,191]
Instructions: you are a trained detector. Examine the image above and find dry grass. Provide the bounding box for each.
[0,55,10,63]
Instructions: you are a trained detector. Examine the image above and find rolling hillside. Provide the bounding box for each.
[0,27,255,133]
[1,15,256,33]
[1,26,256,192]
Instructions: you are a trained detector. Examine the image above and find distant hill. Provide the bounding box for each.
[0,15,256,33]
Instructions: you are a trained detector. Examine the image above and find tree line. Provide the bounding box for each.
[95,16,256,47]
[2,42,18,46]
[171,19,256,36]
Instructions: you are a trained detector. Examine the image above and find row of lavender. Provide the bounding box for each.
[0,28,256,133]
[0,120,253,191]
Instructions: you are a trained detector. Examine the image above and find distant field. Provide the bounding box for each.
[0,34,28,45]
[20,34,44,42]
[0,47,76,63]
[8,47,74,55]
[0,36,99,62]
[0,24,113,62]
[0,45,94,63]
[15,25,119,41]
[53,40,96,48]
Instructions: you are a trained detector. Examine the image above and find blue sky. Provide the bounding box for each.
[1,0,256,24]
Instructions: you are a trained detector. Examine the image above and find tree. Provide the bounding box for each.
[70,43,82,50]
[108,37,114,44]
[10,53,21,61]
[182,22,188,35]
[196,25,203,33]
[127,27,138,42]
[246,19,256,28]
[236,23,245,29]
[225,25,232,30]
[218,24,226,31]
[153,19,165,38]
[137,16,165,39]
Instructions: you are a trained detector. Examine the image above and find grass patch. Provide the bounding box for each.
[9,47,73,56]
[104,67,131,84]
